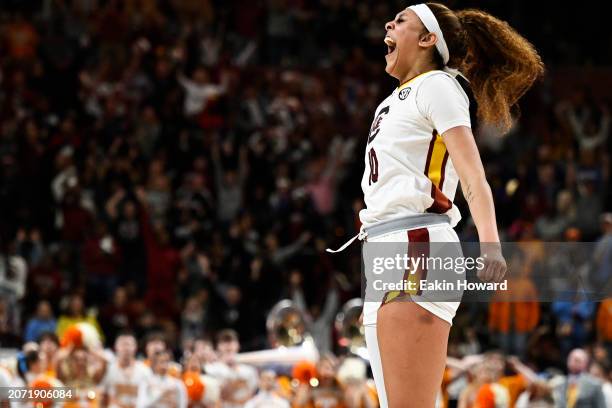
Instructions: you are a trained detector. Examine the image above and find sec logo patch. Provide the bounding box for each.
[399,87,411,100]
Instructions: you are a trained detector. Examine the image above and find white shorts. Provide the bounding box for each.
[362,222,462,327]
[362,221,462,408]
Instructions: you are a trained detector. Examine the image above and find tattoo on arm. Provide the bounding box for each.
[464,182,475,204]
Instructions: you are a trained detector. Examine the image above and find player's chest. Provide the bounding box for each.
[366,94,428,146]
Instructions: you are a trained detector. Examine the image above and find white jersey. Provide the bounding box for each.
[204,361,258,408]
[201,374,222,405]
[359,70,471,228]
[244,391,290,408]
[136,374,187,408]
[103,360,152,408]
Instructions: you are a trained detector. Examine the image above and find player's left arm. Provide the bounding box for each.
[442,126,507,283]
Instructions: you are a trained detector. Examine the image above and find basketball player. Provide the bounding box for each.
[204,329,258,408]
[330,3,543,407]
[136,350,187,408]
[103,332,152,408]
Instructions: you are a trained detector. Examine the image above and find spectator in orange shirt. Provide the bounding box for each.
[488,251,540,358]
[596,298,612,355]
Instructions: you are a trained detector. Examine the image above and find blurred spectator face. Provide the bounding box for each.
[149,159,164,176]
[190,173,205,192]
[567,349,589,374]
[259,370,277,391]
[68,295,84,317]
[224,170,237,186]
[537,163,555,185]
[556,190,574,214]
[152,351,170,375]
[115,335,137,362]
[474,362,497,383]
[184,353,201,372]
[217,339,239,364]
[193,339,216,363]
[578,149,596,167]
[184,297,201,313]
[537,145,552,162]
[593,344,609,364]
[226,286,242,306]
[153,223,170,245]
[193,68,209,84]
[221,140,234,155]
[487,353,505,376]
[142,106,157,123]
[589,362,606,380]
[265,233,278,251]
[146,338,166,359]
[113,287,127,306]
[309,304,321,319]
[123,201,137,219]
[39,334,59,356]
[60,117,75,135]
[72,349,89,373]
[25,120,39,142]
[36,301,53,319]
[139,311,156,330]
[155,59,171,78]
[160,321,178,350]
[601,213,612,233]
[317,357,337,381]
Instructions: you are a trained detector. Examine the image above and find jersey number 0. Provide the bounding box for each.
[367,106,389,185]
[368,149,378,185]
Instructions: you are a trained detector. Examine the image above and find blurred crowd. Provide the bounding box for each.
[0,0,611,407]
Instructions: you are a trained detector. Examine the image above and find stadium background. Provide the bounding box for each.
[0,0,611,407]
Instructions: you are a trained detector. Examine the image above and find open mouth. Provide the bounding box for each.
[384,37,396,55]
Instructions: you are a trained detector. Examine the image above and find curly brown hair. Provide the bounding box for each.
[426,3,545,132]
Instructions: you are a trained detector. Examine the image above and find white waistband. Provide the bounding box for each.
[325,214,450,253]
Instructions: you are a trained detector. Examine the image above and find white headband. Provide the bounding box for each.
[408,4,450,65]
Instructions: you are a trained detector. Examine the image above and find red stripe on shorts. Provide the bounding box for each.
[406,228,430,296]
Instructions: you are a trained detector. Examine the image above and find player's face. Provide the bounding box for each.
[194,340,217,363]
[185,353,201,372]
[40,338,58,355]
[73,349,88,371]
[317,359,336,380]
[152,353,170,375]
[146,340,165,358]
[259,371,276,391]
[115,335,136,360]
[217,340,239,363]
[384,9,426,80]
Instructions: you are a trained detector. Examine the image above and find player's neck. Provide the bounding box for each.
[118,358,133,368]
[398,61,437,87]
